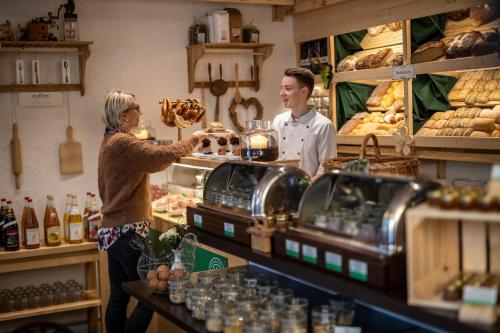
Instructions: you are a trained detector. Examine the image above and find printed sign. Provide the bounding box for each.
[302,244,318,264]
[194,214,203,228]
[285,239,300,258]
[19,92,64,107]
[223,222,235,238]
[325,251,342,272]
[348,259,368,281]
[392,64,416,80]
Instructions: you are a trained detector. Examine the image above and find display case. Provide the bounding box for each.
[273,171,438,288]
[150,163,213,219]
[187,161,310,247]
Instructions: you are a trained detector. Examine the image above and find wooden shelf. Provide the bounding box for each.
[0,298,101,322]
[0,41,92,96]
[186,43,274,93]
[333,66,393,83]
[450,101,500,108]
[414,136,500,151]
[0,241,97,261]
[152,212,185,225]
[407,203,500,223]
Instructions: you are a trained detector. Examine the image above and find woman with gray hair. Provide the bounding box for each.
[98,89,207,332]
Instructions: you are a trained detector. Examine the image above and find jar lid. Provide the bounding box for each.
[245,120,261,130]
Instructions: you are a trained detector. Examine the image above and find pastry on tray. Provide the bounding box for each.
[206,122,226,133]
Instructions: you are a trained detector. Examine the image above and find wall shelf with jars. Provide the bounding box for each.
[0,41,93,96]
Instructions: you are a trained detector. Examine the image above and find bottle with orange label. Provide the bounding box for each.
[23,198,40,249]
[68,195,84,244]
[44,195,61,247]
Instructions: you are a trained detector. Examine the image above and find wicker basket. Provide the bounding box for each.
[324,134,419,177]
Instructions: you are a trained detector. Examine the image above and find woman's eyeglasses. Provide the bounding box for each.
[126,105,141,113]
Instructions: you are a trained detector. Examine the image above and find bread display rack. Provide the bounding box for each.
[294,0,500,164]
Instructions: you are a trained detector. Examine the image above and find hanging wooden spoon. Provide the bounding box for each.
[234,63,242,104]
[209,64,228,122]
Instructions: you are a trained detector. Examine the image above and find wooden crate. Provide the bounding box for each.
[406,203,500,310]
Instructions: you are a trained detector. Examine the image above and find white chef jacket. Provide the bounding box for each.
[272,107,337,176]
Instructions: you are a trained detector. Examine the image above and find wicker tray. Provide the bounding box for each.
[324,134,419,177]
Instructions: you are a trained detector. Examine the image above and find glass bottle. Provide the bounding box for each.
[82,192,91,239]
[3,201,20,251]
[170,248,186,275]
[86,194,101,242]
[23,198,40,249]
[63,194,71,242]
[44,195,61,246]
[168,274,189,304]
[0,198,6,248]
[68,195,83,244]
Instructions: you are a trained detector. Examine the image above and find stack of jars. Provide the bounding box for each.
[0,279,85,312]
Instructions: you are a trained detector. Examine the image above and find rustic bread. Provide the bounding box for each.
[470,130,491,137]
[386,53,403,66]
[366,81,391,107]
[464,80,478,90]
[470,3,499,27]
[434,120,447,129]
[355,54,375,70]
[485,80,498,91]
[490,88,500,101]
[495,70,500,80]
[465,92,479,105]
[479,108,500,122]
[472,118,495,132]
[431,112,444,121]
[368,25,386,36]
[454,79,467,90]
[424,119,436,128]
[388,21,403,32]
[472,28,500,56]
[445,31,483,59]
[482,69,496,81]
[474,81,487,92]
[337,55,358,72]
[448,90,460,101]
[457,88,471,101]
[464,128,474,136]
[492,130,500,137]
[338,118,362,135]
[411,41,446,63]
[442,110,455,120]
[476,91,491,104]
[368,48,393,68]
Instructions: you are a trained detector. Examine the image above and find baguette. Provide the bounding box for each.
[479,108,500,122]
[366,81,392,107]
[472,118,495,132]
[465,92,479,105]
[470,130,491,137]
[489,88,500,101]
[485,80,497,91]
[424,119,436,128]
[476,91,490,104]
[431,112,444,120]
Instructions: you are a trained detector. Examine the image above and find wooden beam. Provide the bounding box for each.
[294,0,349,14]
[272,4,295,21]
[193,0,295,5]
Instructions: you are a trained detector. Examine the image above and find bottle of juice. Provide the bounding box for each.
[44,195,61,247]
[0,198,6,247]
[86,194,101,242]
[23,198,40,249]
[68,195,83,244]
[20,197,29,246]
[63,194,72,242]
[3,201,20,251]
[82,192,91,239]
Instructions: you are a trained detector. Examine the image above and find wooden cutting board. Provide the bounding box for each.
[59,126,83,175]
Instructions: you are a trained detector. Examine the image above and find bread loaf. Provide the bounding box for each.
[448,90,460,101]
[470,4,499,27]
[366,81,391,107]
[483,69,496,81]
[495,123,500,131]
[472,118,495,132]
[434,120,447,129]
[464,80,478,90]
[424,119,436,128]
[470,130,491,137]
[479,108,500,122]
[431,112,444,120]
[355,54,374,70]
[472,28,500,56]
[338,118,362,135]
[442,110,455,120]
[492,130,500,137]
[368,25,386,36]
[465,92,479,105]
[455,108,467,118]
[490,88,500,101]
[485,80,497,91]
[386,53,403,66]
[464,128,474,136]
[471,71,485,81]
[388,21,403,32]
[368,48,393,68]
[495,70,500,80]
[461,71,474,80]
[446,31,482,59]
[474,81,487,92]
[337,55,358,72]
[412,41,446,63]
[416,127,428,136]
[454,79,467,90]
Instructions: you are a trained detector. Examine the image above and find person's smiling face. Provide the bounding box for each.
[280,75,308,109]
[122,97,142,131]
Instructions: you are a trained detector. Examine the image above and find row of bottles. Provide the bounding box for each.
[0,193,101,252]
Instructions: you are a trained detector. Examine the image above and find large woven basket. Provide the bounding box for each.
[323,134,419,177]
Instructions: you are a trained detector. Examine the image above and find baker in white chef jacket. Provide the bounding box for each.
[272,67,336,178]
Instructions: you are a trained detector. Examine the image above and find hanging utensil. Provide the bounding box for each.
[10,123,22,189]
[209,63,228,122]
[59,94,83,175]
[234,63,242,103]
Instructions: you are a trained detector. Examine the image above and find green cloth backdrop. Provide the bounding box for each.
[334,29,367,64]
[335,82,373,129]
[410,14,447,52]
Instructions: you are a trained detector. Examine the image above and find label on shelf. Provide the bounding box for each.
[348,259,368,281]
[325,251,342,272]
[194,214,203,228]
[302,244,318,264]
[25,228,40,245]
[285,239,300,258]
[392,64,416,80]
[223,222,235,238]
[463,286,498,307]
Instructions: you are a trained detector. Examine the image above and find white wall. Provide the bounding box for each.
[0,0,294,219]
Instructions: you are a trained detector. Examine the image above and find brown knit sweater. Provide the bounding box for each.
[98,133,199,228]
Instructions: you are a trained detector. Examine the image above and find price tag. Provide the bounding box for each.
[463,286,498,307]
[392,64,416,80]
[325,251,342,272]
[223,222,235,238]
[302,244,318,264]
[348,259,368,282]
[333,326,362,333]
[285,239,300,258]
[194,214,203,228]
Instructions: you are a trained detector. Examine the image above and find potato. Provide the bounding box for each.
[147,270,158,281]
[148,278,160,289]
[159,270,170,281]
[158,280,168,291]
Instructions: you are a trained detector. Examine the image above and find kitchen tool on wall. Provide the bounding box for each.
[208,63,228,122]
[59,93,83,175]
[16,59,24,84]
[61,58,70,84]
[233,63,242,103]
[32,59,40,84]
[10,94,22,189]
[200,86,208,128]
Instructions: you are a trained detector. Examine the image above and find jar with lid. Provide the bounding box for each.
[168,274,190,304]
[223,307,245,333]
[311,305,335,333]
[243,21,259,43]
[280,309,307,333]
[63,13,79,41]
[198,269,220,286]
[270,288,293,306]
[189,21,208,45]
[244,319,271,333]
[192,288,217,320]
[259,302,283,333]
[206,298,225,332]
[241,120,279,162]
[329,295,355,326]
[236,295,259,322]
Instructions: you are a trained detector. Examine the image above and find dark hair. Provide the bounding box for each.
[284,67,315,98]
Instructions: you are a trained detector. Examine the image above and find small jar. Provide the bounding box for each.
[244,320,271,333]
[256,279,278,302]
[243,272,260,288]
[259,302,282,333]
[199,270,220,287]
[284,297,309,316]
[223,309,245,333]
[185,282,195,311]
[6,295,17,312]
[280,309,307,333]
[168,274,189,304]
[222,285,240,302]
[206,299,225,332]
[329,295,355,326]
[227,267,249,285]
[192,289,216,320]
[63,13,79,41]
[270,288,293,306]
[214,276,231,293]
[237,296,259,322]
[275,214,289,232]
[311,305,335,333]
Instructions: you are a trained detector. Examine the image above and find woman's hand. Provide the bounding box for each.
[192,130,210,142]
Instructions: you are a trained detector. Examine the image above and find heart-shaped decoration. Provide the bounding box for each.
[228,97,264,133]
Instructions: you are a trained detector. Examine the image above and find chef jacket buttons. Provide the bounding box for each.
[282,151,285,154]
[283,137,286,140]
[297,152,300,155]
[306,125,309,128]
[285,123,288,126]
[301,138,304,142]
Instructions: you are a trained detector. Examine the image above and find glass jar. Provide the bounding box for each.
[259,302,282,333]
[185,281,195,311]
[170,248,186,275]
[214,276,231,293]
[223,308,245,333]
[244,320,271,333]
[311,305,335,333]
[243,272,261,288]
[256,279,278,303]
[270,288,293,306]
[222,285,240,302]
[241,120,279,162]
[280,309,307,333]
[284,297,309,316]
[329,295,355,326]
[63,13,79,41]
[199,270,220,287]
[206,299,225,332]
[192,288,216,320]
[227,267,249,285]
[237,295,259,322]
[168,274,189,304]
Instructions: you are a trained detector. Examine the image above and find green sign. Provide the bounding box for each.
[193,247,228,272]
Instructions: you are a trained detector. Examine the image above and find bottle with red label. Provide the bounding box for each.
[0,198,6,247]
[3,200,20,251]
[86,194,101,242]
[44,195,61,247]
